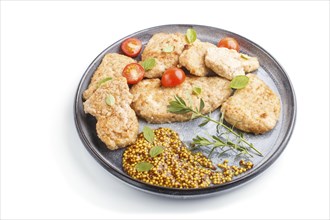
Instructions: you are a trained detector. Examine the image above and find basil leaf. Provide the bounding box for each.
[135,162,153,172]
[230,75,249,89]
[163,45,174,53]
[105,94,115,106]
[192,87,202,95]
[149,146,164,157]
[141,58,156,71]
[143,126,155,144]
[97,77,112,87]
[186,28,197,44]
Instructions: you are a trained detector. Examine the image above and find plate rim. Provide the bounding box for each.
[74,24,297,197]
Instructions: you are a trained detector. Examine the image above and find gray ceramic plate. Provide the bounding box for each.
[74,24,296,198]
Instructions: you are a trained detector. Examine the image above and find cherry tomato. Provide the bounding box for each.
[217,37,240,52]
[122,63,145,84]
[161,68,186,87]
[121,38,142,57]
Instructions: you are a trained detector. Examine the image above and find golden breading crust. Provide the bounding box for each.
[205,47,260,80]
[221,74,281,134]
[179,40,217,76]
[83,53,136,100]
[130,77,232,123]
[240,54,260,72]
[141,33,187,78]
[205,47,245,80]
[83,77,139,150]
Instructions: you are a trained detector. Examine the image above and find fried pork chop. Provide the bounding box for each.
[221,74,280,134]
[179,40,217,76]
[141,33,187,78]
[240,54,260,73]
[83,53,136,100]
[205,47,259,80]
[83,77,139,150]
[130,77,232,123]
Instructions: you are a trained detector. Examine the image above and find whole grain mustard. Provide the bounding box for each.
[123,127,253,188]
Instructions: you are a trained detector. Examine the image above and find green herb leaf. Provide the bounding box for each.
[167,93,262,157]
[105,94,115,106]
[230,75,249,89]
[191,112,200,119]
[199,119,209,127]
[97,77,112,87]
[168,105,191,114]
[141,58,156,71]
[192,87,202,96]
[162,45,174,53]
[192,135,213,146]
[175,95,187,106]
[143,126,155,144]
[167,96,191,114]
[149,146,164,157]
[186,28,197,44]
[135,162,153,172]
[199,98,205,112]
[240,54,250,60]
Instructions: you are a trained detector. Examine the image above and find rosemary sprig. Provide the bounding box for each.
[191,134,253,158]
[167,95,263,157]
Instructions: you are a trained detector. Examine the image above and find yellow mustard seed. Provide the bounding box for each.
[122,128,254,189]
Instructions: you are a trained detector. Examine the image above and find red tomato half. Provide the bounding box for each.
[161,68,186,87]
[217,37,240,52]
[122,63,145,84]
[121,38,142,57]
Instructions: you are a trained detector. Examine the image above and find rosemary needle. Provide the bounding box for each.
[167,95,263,157]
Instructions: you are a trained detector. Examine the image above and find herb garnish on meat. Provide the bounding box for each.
[167,95,263,157]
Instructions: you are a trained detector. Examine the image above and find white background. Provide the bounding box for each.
[1,1,329,219]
